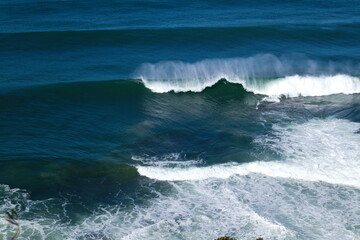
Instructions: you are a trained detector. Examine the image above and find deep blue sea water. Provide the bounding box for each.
[0,1,360,239]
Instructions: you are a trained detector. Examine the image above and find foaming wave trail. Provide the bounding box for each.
[137,118,360,188]
[134,55,360,97]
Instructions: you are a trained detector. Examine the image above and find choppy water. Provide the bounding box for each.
[0,1,360,239]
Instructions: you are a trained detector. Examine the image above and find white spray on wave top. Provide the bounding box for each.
[134,55,360,98]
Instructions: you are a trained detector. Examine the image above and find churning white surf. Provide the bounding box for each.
[134,55,360,97]
[137,118,360,188]
[2,167,359,239]
[2,119,359,240]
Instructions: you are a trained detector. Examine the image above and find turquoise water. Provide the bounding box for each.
[0,1,360,239]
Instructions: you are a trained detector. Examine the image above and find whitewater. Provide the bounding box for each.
[136,56,360,100]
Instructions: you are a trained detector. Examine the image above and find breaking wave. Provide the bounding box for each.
[137,118,360,188]
[135,55,360,98]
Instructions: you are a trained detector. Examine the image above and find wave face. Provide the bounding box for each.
[135,55,360,98]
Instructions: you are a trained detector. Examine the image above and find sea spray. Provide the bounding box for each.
[135,55,360,98]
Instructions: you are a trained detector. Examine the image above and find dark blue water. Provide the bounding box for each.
[0,1,359,239]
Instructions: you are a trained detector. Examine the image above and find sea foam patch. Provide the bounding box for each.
[1,175,359,240]
[129,118,360,239]
[2,117,360,240]
[58,174,359,240]
[132,153,204,168]
[137,118,360,188]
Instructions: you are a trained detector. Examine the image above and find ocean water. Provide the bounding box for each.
[0,0,360,239]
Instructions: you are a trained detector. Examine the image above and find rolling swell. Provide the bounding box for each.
[0,80,150,106]
[1,25,360,50]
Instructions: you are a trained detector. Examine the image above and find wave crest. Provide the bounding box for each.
[134,55,360,97]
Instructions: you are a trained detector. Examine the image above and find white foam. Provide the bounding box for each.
[0,185,53,240]
[117,178,293,240]
[134,56,360,97]
[65,174,360,240]
[253,74,360,97]
[128,118,360,239]
[132,153,203,168]
[2,138,360,240]
[137,118,360,188]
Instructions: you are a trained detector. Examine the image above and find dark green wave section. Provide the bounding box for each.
[0,78,256,107]
[0,159,139,200]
